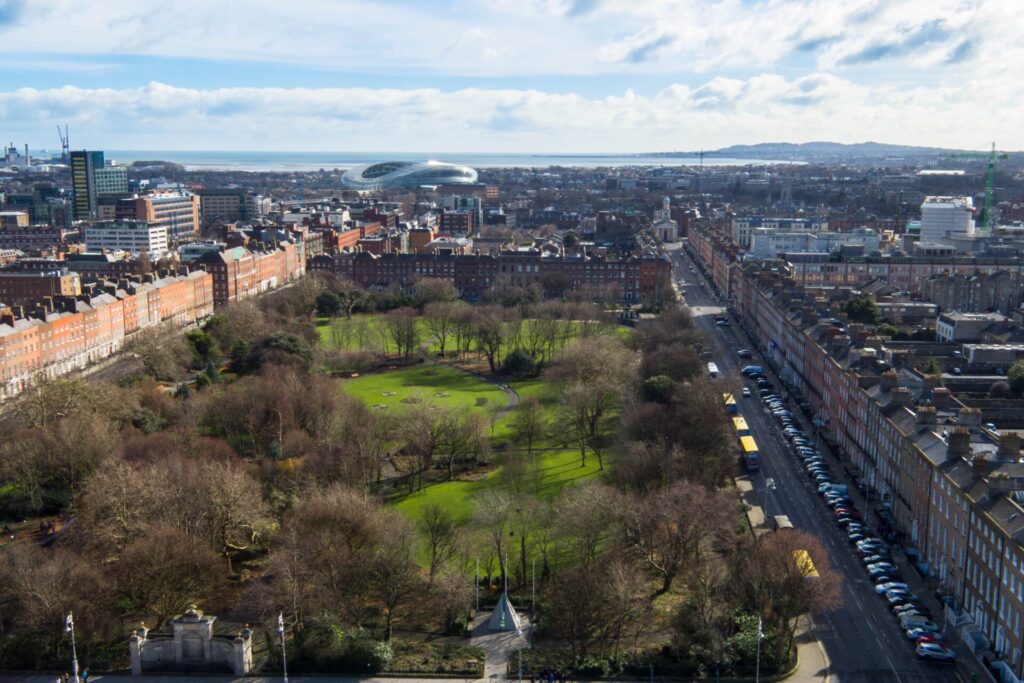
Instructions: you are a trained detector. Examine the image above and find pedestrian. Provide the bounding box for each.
[82,670,89,683]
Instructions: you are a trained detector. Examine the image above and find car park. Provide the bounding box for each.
[916,642,956,662]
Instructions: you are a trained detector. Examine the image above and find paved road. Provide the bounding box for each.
[669,247,958,683]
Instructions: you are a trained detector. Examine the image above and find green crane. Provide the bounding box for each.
[980,142,998,236]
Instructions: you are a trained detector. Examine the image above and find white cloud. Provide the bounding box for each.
[0,76,1017,152]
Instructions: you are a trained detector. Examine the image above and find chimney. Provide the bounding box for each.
[971,454,992,478]
[932,387,952,409]
[891,387,912,407]
[881,371,899,392]
[923,374,941,391]
[998,433,1022,461]
[958,407,982,428]
[917,406,938,426]
[947,427,971,462]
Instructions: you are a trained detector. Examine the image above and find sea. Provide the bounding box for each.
[104,150,793,173]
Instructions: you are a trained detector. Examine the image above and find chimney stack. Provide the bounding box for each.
[932,387,952,409]
[891,387,912,407]
[917,406,938,426]
[947,427,971,462]
[881,371,899,392]
[998,433,1022,461]
[959,408,982,428]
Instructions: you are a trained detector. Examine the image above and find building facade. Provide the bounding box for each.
[70,150,105,219]
[84,219,169,257]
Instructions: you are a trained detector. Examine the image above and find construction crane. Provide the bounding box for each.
[57,124,69,163]
[979,142,999,236]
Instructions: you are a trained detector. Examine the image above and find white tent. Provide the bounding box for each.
[487,592,522,633]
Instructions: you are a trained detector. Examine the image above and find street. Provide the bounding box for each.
[668,245,959,683]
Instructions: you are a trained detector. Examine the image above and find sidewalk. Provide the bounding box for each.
[788,625,831,683]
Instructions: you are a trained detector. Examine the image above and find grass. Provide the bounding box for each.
[393,448,606,524]
[341,365,507,416]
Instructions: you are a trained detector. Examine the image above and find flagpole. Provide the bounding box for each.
[277,613,288,683]
[66,612,80,683]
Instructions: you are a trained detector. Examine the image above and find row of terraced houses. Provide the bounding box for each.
[689,226,1024,681]
[0,241,306,400]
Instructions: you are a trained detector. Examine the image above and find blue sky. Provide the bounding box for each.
[0,0,1019,152]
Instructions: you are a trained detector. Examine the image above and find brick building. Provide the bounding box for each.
[194,242,304,306]
[0,270,213,400]
[309,250,671,304]
[0,269,82,305]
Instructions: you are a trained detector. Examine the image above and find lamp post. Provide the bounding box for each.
[65,612,80,683]
[754,617,764,683]
[531,558,536,619]
[277,613,288,683]
[763,477,777,527]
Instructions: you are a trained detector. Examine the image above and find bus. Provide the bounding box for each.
[723,393,737,415]
[740,435,759,471]
[707,362,720,378]
[732,416,750,437]
[793,549,820,578]
[773,515,794,531]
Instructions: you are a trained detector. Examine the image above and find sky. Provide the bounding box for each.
[0,0,1020,153]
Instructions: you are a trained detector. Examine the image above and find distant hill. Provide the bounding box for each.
[652,141,1011,163]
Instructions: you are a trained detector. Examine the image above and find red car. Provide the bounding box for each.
[916,633,950,647]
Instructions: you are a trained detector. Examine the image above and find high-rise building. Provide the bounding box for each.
[94,166,129,196]
[920,196,974,243]
[70,150,105,220]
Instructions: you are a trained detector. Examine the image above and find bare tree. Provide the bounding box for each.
[472,305,507,372]
[622,480,737,595]
[386,307,421,362]
[732,530,842,661]
[424,301,456,358]
[510,396,546,458]
[420,504,459,585]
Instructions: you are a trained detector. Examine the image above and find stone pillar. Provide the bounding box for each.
[129,627,148,676]
[232,628,253,676]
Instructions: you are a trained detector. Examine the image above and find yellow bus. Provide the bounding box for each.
[793,549,820,578]
[740,435,759,471]
[732,416,750,437]
[723,392,737,415]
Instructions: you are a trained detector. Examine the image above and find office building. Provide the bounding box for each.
[70,150,105,219]
[84,219,168,257]
[94,166,129,196]
[112,192,201,245]
[196,188,259,225]
[920,196,974,243]
[731,215,827,249]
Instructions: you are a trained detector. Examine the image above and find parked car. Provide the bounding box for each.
[887,590,918,605]
[875,581,909,595]
[741,387,752,397]
[916,642,956,662]
[738,349,752,359]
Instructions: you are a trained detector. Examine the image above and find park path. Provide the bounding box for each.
[439,361,520,415]
[468,612,531,681]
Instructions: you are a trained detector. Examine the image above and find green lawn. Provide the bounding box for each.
[393,448,606,524]
[341,365,508,415]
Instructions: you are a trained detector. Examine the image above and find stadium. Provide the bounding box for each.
[340,160,478,191]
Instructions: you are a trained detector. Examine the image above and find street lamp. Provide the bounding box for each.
[763,477,777,527]
[277,613,288,683]
[754,617,764,683]
[65,612,80,683]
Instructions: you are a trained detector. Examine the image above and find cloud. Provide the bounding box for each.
[0,75,1018,152]
[0,0,26,24]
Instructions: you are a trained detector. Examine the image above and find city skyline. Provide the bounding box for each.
[0,0,1021,152]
